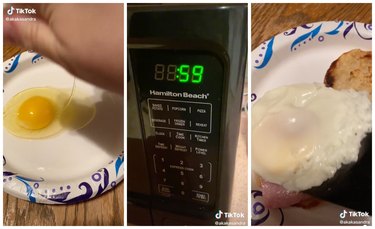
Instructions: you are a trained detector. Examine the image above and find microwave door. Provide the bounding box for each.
[127,63,153,225]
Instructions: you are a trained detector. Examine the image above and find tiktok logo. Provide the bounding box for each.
[215,210,223,219]
[7,6,15,15]
[340,210,347,219]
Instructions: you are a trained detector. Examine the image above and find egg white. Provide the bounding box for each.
[252,83,372,191]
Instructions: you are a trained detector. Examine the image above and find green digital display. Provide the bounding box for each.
[154,64,205,84]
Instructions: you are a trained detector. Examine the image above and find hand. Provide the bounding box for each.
[4,3,124,94]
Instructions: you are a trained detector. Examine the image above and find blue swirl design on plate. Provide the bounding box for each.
[251,189,284,226]
[3,157,45,203]
[346,22,372,40]
[254,37,275,69]
[324,21,372,40]
[16,176,45,203]
[4,53,21,73]
[94,168,110,197]
[251,93,257,102]
[325,21,344,35]
[115,154,124,177]
[4,150,123,204]
[3,171,15,176]
[41,182,93,204]
[251,190,270,225]
[284,24,314,36]
[291,24,322,51]
[31,53,43,64]
[41,190,71,202]
[41,168,111,204]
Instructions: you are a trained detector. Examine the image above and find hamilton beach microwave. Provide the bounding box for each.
[127,4,247,225]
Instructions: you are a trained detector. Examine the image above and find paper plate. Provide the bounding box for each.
[3,51,124,204]
[251,21,372,225]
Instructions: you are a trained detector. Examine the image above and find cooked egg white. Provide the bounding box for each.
[252,83,371,191]
[4,87,96,139]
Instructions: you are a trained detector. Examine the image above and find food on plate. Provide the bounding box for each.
[325,49,372,98]
[17,96,55,130]
[252,83,371,207]
[259,178,308,208]
[4,87,96,139]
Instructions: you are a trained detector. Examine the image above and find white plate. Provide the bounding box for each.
[3,51,124,204]
[251,21,371,225]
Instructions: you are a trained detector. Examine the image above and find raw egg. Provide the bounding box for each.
[4,87,96,139]
[17,96,55,130]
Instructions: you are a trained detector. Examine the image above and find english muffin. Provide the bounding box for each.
[324,49,372,98]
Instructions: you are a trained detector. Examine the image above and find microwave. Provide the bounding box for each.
[127,4,247,225]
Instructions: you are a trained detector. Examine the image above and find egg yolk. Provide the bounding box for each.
[17,96,55,130]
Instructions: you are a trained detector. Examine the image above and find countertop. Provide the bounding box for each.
[252,3,372,51]
[3,45,124,226]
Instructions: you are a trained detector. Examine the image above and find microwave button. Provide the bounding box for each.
[173,144,189,153]
[155,129,170,138]
[169,103,190,114]
[194,147,208,156]
[172,131,188,141]
[158,184,174,197]
[150,117,170,128]
[192,121,211,132]
[190,103,211,132]
[191,104,211,116]
[150,101,167,112]
[192,190,209,202]
[154,141,169,150]
[171,118,187,128]
[197,162,212,182]
[192,134,209,143]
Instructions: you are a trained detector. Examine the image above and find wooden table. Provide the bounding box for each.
[252,3,372,50]
[3,45,124,226]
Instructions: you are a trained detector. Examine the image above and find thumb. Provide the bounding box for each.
[4,13,62,65]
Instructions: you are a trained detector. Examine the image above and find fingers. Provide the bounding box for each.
[6,19,60,61]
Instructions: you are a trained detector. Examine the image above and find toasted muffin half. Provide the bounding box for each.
[324,49,372,99]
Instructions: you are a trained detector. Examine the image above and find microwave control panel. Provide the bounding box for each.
[130,48,225,207]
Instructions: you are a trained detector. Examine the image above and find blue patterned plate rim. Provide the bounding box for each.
[252,21,371,68]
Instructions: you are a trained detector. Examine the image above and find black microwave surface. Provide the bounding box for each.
[128,6,229,47]
[127,4,247,225]
[130,48,225,207]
